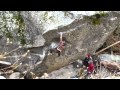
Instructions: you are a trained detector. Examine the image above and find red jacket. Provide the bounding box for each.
[88,62,94,73]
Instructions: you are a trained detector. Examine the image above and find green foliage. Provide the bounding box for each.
[84,11,108,25]
[92,15,101,25]
[1,12,13,41]
[99,11,107,17]
[20,38,26,45]
[42,12,48,22]
[64,11,69,17]
[5,31,13,40]
[44,12,48,17]
[13,11,26,46]
[0,11,27,45]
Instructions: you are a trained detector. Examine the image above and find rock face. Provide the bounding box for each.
[27,12,120,78]
[39,64,79,79]
[20,11,45,47]
[1,12,120,78]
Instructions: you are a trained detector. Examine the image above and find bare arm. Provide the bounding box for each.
[60,32,63,42]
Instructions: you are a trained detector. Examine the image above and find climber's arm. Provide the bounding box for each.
[60,32,63,42]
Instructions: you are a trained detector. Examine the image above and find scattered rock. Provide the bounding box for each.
[72,60,83,68]
[20,77,24,79]
[9,72,21,79]
[102,77,111,79]
[116,72,120,75]
[39,64,79,79]
[71,77,79,79]
[40,73,49,79]
[35,77,39,79]
[32,35,45,47]
[0,76,6,79]
[102,76,120,79]
[99,54,120,62]
[100,60,120,72]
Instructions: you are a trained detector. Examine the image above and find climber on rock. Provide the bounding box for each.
[56,32,65,56]
[49,32,65,56]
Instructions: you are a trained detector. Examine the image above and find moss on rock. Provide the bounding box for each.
[84,11,108,25]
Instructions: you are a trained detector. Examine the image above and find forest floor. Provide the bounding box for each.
[39,58,120,79]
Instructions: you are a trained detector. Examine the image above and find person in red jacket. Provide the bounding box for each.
[88,59,95,73]
[83,54,95,79]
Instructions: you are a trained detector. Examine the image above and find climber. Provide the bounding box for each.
[49,32,65,56]
[56,32,65,56]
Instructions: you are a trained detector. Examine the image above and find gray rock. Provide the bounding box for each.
[72,60,83,68]
[99,54,120,62]
[20,11,44,46]
[116,72,120,75]
[1,11,120,78]
[9,72,21,79]
[32,35,45,47]
[71,78,79,79]
[0,76,6,79]
[26,12,120,78]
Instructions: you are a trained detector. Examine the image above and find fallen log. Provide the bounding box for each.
[0,61,11,66]
[96,41,120,55]
[100,60,120,72]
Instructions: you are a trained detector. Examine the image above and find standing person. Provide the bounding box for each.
[88,59,95,74]
[82,54,92,67]
[82,54,95,79]
[85,58,95,79]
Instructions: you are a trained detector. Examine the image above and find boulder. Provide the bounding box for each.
[25,12,120,78]
[1,12,120,78]
[9,72,21,79]
[0,76,6,79]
